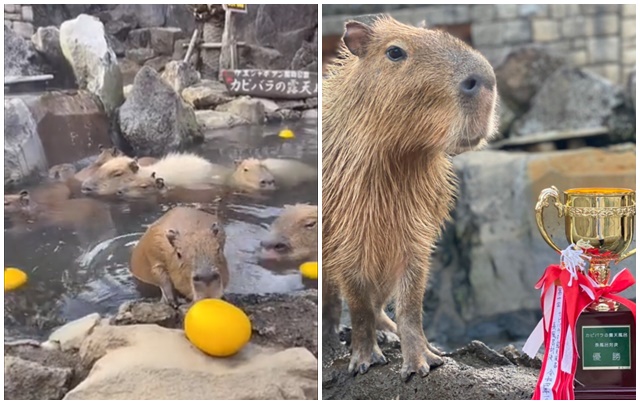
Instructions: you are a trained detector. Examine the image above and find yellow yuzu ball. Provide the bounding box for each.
[184,299,251,357]
[300,261,318,280]
[278,128,295,139]
[4,268,28,291]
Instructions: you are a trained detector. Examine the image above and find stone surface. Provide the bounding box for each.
[587,37,619,64]
[4,355,73,400]
[48,313,101,351]
[322,337,537,400]
[59,14,124,115]
[13,21,34,38]
[628,68,636,110]
[216,97,265,125]
[511,67,628,137]
[421,146,636,346]
[149,27,183,56]
[68,324,317,399]
[291,28,318,71]
[118,66,203,156]
[127,28,151,48]
[144,55,172,72]
[160,60,200,94]
[494,45,566,114]
[31,26,76,88]
[112,300,179,328]
[110,4,167,29]
[125,48,155,65]
[532,19,559,42]
[182,80,233,109]
[4,25,48,77]
[118,57,141,86]
[196,110,244,130]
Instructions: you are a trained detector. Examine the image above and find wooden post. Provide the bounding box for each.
[219,8,236,80]
[184,28,199,64]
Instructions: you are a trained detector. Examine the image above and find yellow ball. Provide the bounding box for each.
[4,267,28,291]
[184,299,251,357]
[300,261,318,280]
[278,128,295,139]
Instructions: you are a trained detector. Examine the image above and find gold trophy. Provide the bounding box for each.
[535,186,636,312]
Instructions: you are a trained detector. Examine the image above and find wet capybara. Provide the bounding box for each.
[81,153,217,196]
[115,172,225,204]
[260,204,318,265]
[323,17,498,379]
[74,145,124,183]
[222,158,315,191]
[130,207,229,306]
[48,163,77,182]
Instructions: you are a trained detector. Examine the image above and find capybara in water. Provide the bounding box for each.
[260,204,318,265]
[115,172,225,204]
[322,17,498,379]
[81,153,217,196]
[130,207,229,306]
[48,163,77,182]
[226,158,276,191]
[223,158,315,191]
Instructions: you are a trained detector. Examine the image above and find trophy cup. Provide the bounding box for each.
[535,186,636,399]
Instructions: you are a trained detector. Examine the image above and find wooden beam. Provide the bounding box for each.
[5,74,54,85]
[183,28,199,63]
[490,126,610,149]
[182,41,247,49]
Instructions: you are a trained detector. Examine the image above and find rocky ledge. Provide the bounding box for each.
[4,291,318,400]
[322,328,540,400]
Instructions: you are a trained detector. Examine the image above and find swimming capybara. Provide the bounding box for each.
[129,207,229,306]
[115,172,226,204]
[322,17,498,379]
[259,204,318,265]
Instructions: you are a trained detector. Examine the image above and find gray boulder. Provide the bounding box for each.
[109,4,167,28]
[182,80,232,109]
[216,97,265,125]
[4,355,73,400]
[161,60,199,94]
[511,67,628,137]
[112,300,179,328]
[149,27,183,56]
[4,25,48,77]
[31,26,76,88]
[290,28,318,71]
[627,68,636,110]
[124,48,155,65]
[118,66,203,156]
[59,14,124,115]
[494,45,565,115]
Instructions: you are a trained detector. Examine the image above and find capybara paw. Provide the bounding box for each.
[348,346,388,376]
[376,330,400,345]
[426,341,444,356]
[400,347,444,381]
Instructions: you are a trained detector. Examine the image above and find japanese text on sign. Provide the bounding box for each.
[581,325,631,370]
[222,69,318,100]
[223,4,248,13]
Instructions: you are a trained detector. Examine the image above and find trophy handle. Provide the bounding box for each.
[535,186,565,254]
[616,248,636,264]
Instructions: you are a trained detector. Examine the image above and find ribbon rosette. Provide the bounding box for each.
[523,244,636,400]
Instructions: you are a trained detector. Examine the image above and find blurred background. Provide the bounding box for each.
[322,5,636,349]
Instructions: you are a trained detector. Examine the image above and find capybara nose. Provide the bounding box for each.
[459,73,496,97]
[194,272,220,284]
[81,185,94,194]
[260,238,289,252]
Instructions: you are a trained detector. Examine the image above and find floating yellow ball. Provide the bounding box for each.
[4,267,28,291]
[278,128,295,139]
[184,299,251,357]
[300,261,318,280]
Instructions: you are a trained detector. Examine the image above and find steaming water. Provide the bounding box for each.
[4,120,318,341]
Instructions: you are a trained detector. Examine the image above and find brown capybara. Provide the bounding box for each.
[81,153,217,196]
[130,207,229,306]
[322,16,498,379]
[4,182,72,215]
[48,163,77,182]
[226,158,276,191]
[115,172,227,205]
[74,145,124,183]
[259,204,318,265]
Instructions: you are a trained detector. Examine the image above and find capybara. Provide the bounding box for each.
[130,207,229,306]
[81,153,217,196]
[5,182,72,214]
[48,163,77,182]
[322,17,498,379]
[115,172,225,204]
[260,204,318,265]
[74,145,124,183]
[226,158,276,191]
[223,158,315,191]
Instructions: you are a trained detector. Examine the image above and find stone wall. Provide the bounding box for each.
[322,4,636,84]
[4,4,33,38]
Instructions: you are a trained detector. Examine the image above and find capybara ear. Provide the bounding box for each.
[417,19,428,29]
[151,172,156,179]
[211,222,219,236]
[18,190,30,206]
[129,160,140,173]
[111,147,119,156]
[98,144,105,152]
[233,159,242,167]
[344,21,373,57]
[304,218,317,228]
[166,229,180,247]
[155,177,165,189]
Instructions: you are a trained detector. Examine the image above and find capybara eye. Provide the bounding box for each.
[113,171,123,177]
[243,168,249,172]
[140,184,148,189]
[386,46,406,62]
[304,220,317,228]
[192,274,201,282]
[176,252,182,259]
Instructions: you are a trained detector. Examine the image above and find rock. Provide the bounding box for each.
[4,356,73,400]
[123,84,133,98]
[423,146,636,346]
[144,55,172,72]
[216,97,265,125]
[48,313,101,351]
[200,12,225,80]
[127,28,151,48]
[181,80,232,109]
[68,324,317,399]
[304,97,318,109]
[302,109,318,120]
[118,66,203,156]
[103,18,133,41]
[240,44,285,70]
[125,48,155,65]
[498,102,516,137]
[118,57,141,86]
[253,97,280,114]
[500,345,542,369]
[149,27,183,56]
[112,300,179,328]
[13,21,34,38]
[267,108,302,122]
[4,25,48,77]
[627,68,636,110]
[31,26,62,64]
[196,110,245,130]
[110,4,167,28]
[322,337,537,400]
[161,60,200,94]
[290,28,318,71]
[494,45,566,114]
[511,67,630,138]
[59,14,124,115]
[165,5,196,38]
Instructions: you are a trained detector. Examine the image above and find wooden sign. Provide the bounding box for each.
[223,4,247,13]
[221,69,318,100]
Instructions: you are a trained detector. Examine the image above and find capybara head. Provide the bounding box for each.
[327,16,498,155]
[81,156,141,196]
[4,190,31,216]
[165,223,227,300]
[116,172,165,200]
[231,159,276,191]
[94,145,124,167]
[48,164,77,182]
[260,204,318,264]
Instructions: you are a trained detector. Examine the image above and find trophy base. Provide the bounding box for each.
[575,307,636,400]
[587,298,620,312]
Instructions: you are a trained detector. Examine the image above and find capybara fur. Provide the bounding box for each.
[322,16,498,379]
[130,207,229,306]
[224,158,315,191]
[116,172,226,204]
[74,146,124,183]
[260,204,318,265]
[81,153,216,196]
[48,163,77,182]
